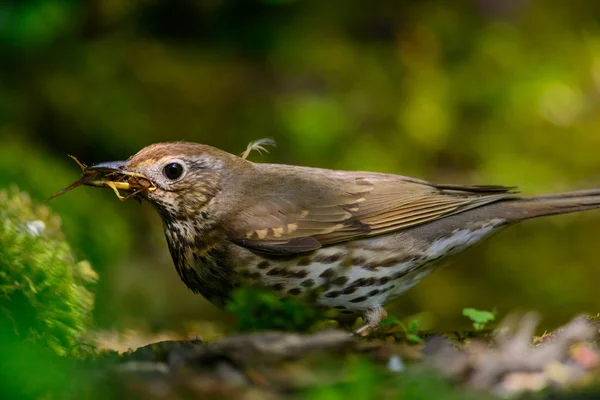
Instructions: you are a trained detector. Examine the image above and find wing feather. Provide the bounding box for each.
[226,165,518,255]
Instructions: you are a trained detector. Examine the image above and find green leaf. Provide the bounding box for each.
[406,333,425,344]
[380,316,401,327]
[407,319,420,333]
[462,308,496,331]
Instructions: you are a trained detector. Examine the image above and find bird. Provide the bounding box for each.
[70,140,600,334]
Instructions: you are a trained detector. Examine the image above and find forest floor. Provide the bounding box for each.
[80,314,600,400]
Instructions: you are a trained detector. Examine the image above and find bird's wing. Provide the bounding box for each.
[226,167,517,255]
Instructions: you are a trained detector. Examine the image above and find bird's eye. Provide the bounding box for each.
[163,162,184,180]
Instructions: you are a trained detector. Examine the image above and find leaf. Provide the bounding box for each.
[406,333,424,344]
[407,319,420,333]
[462,308,496,331]
[380,316,401,327]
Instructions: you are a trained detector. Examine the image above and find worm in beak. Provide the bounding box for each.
[47,156,156,201]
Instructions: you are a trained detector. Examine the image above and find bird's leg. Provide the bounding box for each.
[353,307,387,337]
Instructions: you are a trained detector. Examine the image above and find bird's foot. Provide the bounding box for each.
[353,307,387,337]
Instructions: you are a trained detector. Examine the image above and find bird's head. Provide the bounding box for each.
[83,142,247,220]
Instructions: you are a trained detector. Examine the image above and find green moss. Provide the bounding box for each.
[0,140,133,275]
[0,187,97,355]
[226,287,322,332]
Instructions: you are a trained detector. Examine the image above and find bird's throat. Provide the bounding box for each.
[163,219,237,306]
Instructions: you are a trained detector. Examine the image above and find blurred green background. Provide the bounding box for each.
[2,0,600,335]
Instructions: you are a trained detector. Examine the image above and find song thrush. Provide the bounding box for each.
[71,141,600,333]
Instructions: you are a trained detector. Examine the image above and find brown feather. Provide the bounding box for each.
[225,163,518,254]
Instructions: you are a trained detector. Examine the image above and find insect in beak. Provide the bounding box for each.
[47,156,157,201]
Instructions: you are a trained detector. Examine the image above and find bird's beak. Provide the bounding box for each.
[85,161,135,190]
[84,161,157,200]
[47,157,156,201]
[87,160,128,172]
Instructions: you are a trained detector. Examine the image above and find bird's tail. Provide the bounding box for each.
[499,189,600,221]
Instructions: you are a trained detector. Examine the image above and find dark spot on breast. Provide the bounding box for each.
[287,287,302,296]
[384,256,416,268]
[342,287,357,295]
[331,276,349,286]
[377,277,391,285]
[248,272,262,280]
[351,257,366,265]
[301,279,315,287]
[350,296,368,303]
[257,261,270,269]
[352,278,367,287]
[325,291,341,298]
[318,283,331,292]
[270,283,285,291]
[267,267,287,276]
[297,257,312,266]
[363,262,378,271]
[294,270,309,279]
[368,289,380,296]
[315,253,343,264]
[334,305,346,310]
[319,268,335,278]
[366,278,377,286]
